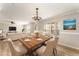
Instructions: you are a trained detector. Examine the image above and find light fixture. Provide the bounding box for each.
[32,8,42,22]
[32,8,42,32]
[11,21,15,24]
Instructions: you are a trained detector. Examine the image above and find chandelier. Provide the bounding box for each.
[11,21,15,24]
[32,8,42,22]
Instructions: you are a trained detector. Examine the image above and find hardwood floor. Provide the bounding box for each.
[57,45,79,56]
[0,41,11,56]
[0,40,79,56]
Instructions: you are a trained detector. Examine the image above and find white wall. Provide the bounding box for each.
[39,10,79,49]
[0,23,23,33]
[58,12,79,49]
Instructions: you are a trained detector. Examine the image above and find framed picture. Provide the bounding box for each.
[63,19,76,30]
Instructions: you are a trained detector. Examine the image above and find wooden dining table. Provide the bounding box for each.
[19,36,52,55]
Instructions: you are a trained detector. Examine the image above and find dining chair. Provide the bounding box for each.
[19,33,27,39]
[7,34,19,40]
[35,37,59,56]
[45,35,55,45]
[7,33,27,41]
[7,38,27,56]
[52,37,59,56]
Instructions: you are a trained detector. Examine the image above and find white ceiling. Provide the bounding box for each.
[0,3,79,24]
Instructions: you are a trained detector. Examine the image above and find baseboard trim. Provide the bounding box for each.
[58,44,79,53]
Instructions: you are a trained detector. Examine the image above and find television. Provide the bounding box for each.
[9,27,16,31]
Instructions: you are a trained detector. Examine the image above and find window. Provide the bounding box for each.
[26,24,30,33]
[23,24,31,33]
[0,29,3,34]
[44,24,51,31]
[44,23,56,34]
